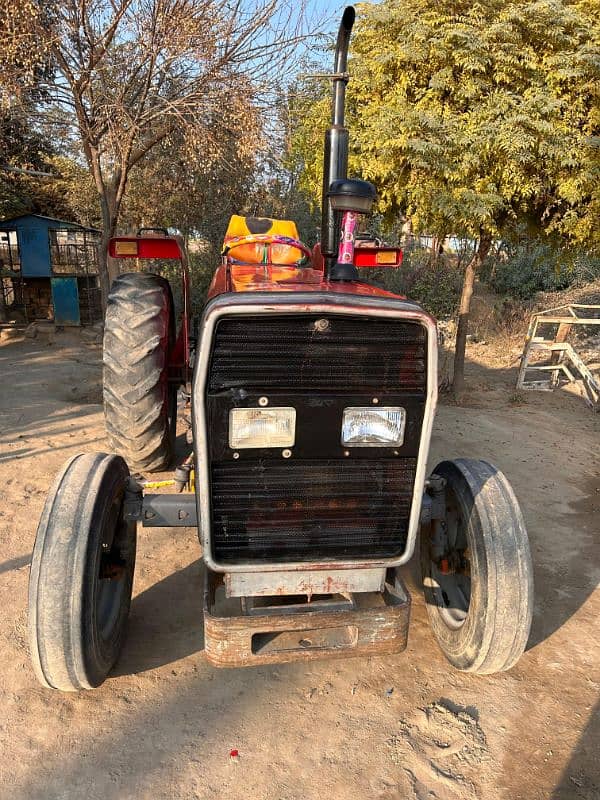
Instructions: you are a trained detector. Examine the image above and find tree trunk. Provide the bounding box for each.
[97,186,121,310]
[452,229,493,394]
[431,233,446,264]
[98,228,115,308]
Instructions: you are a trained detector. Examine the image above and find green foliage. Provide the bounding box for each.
[483,241,600,299]
[154,249,217,319]
[359,247,464,318]
[0,108,54,218]
[243,175,320,246]
[187,251,219,314]
[291,0,600,248]
[0,102,103,224]
[245,86,322,244]
[288,80,331,214]
[0,153,101,225]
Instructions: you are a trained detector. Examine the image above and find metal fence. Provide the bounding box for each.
[49,228,100,276]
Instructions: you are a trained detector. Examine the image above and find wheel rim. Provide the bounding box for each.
[429,490,471,630]
[96,496,131,642]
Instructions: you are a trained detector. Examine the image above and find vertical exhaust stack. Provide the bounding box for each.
[321,6,355,278]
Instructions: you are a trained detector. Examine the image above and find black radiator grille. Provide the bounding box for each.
[206,313,427,563]
[211,459,417,562]
[209,315,426,392]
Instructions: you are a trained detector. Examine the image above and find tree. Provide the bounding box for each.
[290,0,600,392]
[23,0,308,303]
[0,2,62,219]
[118,126,256,246]
[0,109,53,216]
[0,0,54,107]
[244,87,321,243]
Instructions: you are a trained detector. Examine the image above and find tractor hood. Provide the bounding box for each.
[209,262,403,300]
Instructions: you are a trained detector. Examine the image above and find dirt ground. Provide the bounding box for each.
[0,325,598,800]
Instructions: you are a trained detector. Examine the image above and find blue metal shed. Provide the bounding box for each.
[0,214,101,325]
[0,214,83,277]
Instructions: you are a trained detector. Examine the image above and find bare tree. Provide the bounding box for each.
[33,0,308,302]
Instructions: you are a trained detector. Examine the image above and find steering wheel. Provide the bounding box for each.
[222,234,312,265]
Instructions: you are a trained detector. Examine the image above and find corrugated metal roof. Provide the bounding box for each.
[0,213,100,232]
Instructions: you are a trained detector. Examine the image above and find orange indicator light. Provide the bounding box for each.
[115,240,138,256]
[375,250,397,265]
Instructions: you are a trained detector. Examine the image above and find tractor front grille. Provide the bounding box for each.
[208,316,426,392]
[211,459,417,562]
[205,312,428,564]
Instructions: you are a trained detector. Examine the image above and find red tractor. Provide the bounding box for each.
[28,7,533,691]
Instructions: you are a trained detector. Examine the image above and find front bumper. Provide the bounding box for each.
[203,567,411,667]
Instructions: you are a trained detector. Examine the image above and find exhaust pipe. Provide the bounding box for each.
[321,6,355,278]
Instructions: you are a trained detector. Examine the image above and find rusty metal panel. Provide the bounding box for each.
[205,569,411,668]
[225,568,386,598]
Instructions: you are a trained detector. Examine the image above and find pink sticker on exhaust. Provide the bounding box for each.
[337,211,358,263]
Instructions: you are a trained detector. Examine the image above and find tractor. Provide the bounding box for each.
[28,7,533,691]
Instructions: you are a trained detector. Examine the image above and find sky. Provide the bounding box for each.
[316,1,359,34]
[304,0,359,55]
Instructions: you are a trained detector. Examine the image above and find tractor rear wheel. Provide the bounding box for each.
[421,458,533,674]
[103,272,176,473]
[28,453,136,691]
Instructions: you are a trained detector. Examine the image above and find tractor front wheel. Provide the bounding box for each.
[103,272,177,473]
[28,453,136,691]
[420,458,533,674]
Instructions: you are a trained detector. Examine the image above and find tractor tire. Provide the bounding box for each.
[103,272,176,473]
[421,458,533,674]
[28,453,136,691]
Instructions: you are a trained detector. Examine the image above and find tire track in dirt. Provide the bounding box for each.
[388,701,490,799]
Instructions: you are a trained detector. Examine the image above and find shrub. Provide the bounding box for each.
[188,251,218,314]
[483,241,600,300]
[178,244,466,321]
[359,247,464,318]
[158,249,216,318]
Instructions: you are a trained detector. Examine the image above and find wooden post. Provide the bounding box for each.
[550,322,572,388]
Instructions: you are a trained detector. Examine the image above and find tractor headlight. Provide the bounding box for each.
[341,407,406,447]
[229,407,296,449]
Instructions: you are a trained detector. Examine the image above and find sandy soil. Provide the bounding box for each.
[0,327,598,800]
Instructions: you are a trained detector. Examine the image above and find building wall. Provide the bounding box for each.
[14,217,53,277]
[23,278,53,320]
[0,216,102,324]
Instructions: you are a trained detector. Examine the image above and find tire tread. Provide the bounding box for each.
[422,458,533,674]
[103,272,174,473]
[28,453,135,691]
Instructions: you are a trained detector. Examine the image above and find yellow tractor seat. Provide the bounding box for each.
[223,215,304,265]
